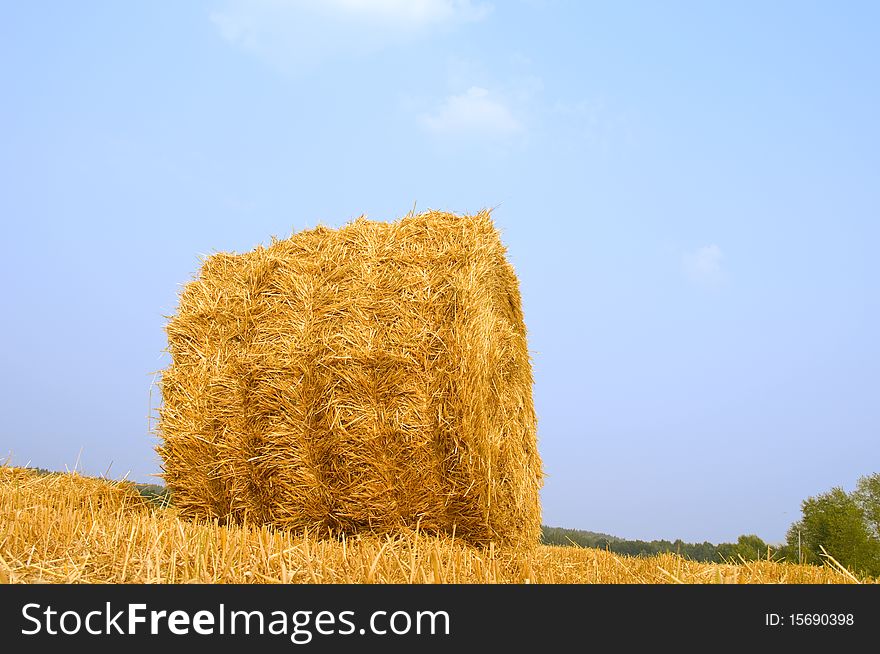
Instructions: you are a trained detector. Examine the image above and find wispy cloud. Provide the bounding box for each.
[418,86,522,138]
[682,244,726,288]
[211,0,491,72]
[321,0,491,26]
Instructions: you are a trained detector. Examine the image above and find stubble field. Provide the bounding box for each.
[0,467,869,584]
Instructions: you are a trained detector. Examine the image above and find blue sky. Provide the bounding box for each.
[2,1,877,544]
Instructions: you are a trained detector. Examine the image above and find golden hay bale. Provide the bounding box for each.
[157,209,542,547]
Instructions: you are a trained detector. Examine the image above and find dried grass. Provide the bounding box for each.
[157,210,542,547]
[1,468,871,584]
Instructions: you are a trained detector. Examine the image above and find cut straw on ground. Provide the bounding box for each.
[1,468,873,584]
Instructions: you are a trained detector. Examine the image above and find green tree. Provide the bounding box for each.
[734,534,769,561]
[854,473,880,538]
[714,541,737,562]
[786,486,880,576]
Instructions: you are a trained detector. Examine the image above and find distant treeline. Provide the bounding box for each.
[541,526,773,563]
[135,483,171,504]
[544,473,880,577]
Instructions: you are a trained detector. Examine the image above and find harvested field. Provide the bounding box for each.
[0,468,871,584]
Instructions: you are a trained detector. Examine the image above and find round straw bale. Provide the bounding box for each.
[158,210,543,547]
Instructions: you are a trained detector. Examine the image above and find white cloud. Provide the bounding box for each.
[320,0,491,27]
[210,0,491,71]
[418,86,522,138]
[683,244,725,287]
